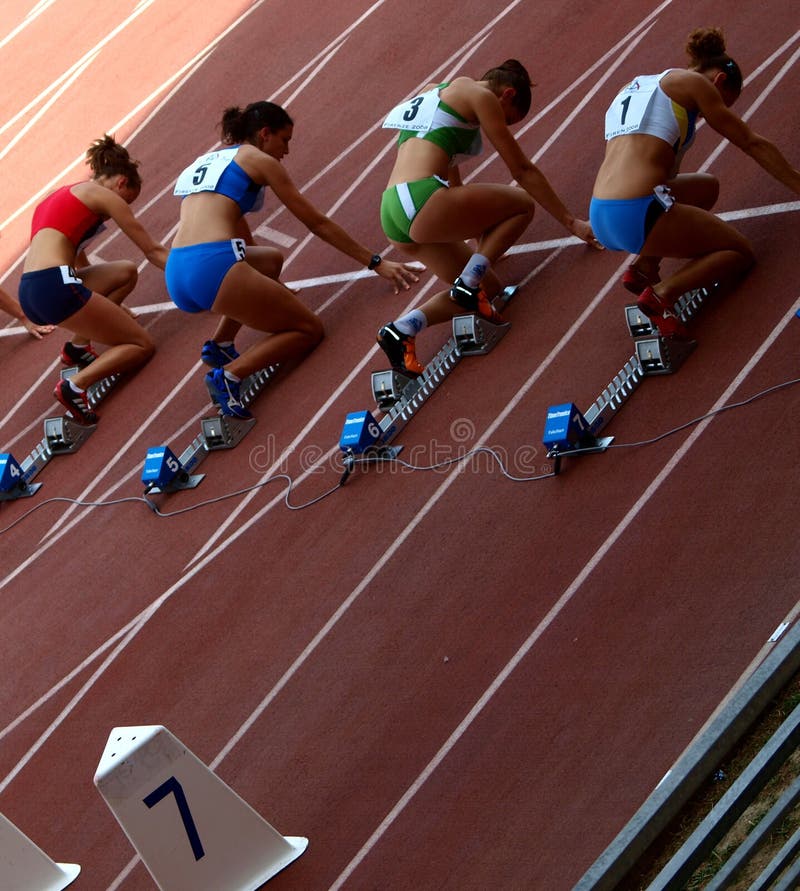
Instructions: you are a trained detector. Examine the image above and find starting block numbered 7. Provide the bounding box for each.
[338,286,518,464]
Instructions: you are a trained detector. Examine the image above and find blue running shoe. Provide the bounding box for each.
[201,340,239,368]
[204,368,252,418]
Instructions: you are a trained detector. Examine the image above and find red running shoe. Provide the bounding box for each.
[54,379,98,425]
[61,341,99,368]
[636,286,688,338]
[622,264,660,296]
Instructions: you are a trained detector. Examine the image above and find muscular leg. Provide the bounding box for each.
[629,174,721,283]
[410,183,534,264]
[64,294,155,388]
[640,203,755,304]
[211,261,322,378]
[208,246,285,345]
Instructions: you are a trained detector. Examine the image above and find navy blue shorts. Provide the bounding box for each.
[165,238,246,313]
[19,266,92,325]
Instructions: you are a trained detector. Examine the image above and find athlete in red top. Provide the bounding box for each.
[19,135,168,423]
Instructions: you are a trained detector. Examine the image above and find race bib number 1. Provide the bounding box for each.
[604,77,657,140]
[382,89,439,133]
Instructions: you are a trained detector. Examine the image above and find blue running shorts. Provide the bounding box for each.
[166,238,246,313]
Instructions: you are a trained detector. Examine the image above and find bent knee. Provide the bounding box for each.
[135,333,156,361]
[303,315,324,347]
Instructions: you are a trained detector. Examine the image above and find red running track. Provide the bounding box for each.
[1,1,799,888]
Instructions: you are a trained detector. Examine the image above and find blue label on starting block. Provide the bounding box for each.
[0,453,23,492]
[141,446,183,486]
[542,402,590,451]
[339,410,381,453]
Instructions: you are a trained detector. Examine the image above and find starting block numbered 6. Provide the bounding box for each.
[95,725,307,891]
[338,285,519,462]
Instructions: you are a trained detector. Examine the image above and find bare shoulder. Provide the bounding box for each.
[660,68,715,109]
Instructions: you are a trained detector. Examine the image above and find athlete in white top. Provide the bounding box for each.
[590,27,800,336]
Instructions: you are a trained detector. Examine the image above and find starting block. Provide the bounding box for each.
[0,811,80,889]
[94,725,307,890]
[543,332,696,474]
[0,367,120,502]
[624,285,716,338]
[338,286,519,464]
[141,365,277,495]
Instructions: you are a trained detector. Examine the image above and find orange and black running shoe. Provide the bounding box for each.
[376,323,424,377]
[449,276,503,323]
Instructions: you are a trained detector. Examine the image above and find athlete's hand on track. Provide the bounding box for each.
[374,259,420,293]
[571,218,604,250]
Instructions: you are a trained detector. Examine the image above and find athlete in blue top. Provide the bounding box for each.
[166,100,417,417]
[376,59,600,377]
[590,27,800,336]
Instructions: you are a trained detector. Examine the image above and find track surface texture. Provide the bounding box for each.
[1,1,799,889]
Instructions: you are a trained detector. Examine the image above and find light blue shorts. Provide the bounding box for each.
[165,238,246,312]
[589,194,666,254]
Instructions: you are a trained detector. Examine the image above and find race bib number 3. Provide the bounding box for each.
[174,148,238,197]
[382,89,439,132]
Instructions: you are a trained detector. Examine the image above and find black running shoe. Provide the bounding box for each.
[54,379,98,425]
[449,277,503,323]
[376,323,423,377]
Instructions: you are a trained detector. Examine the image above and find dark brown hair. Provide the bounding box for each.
[686,27,742,95]
[219,101,294,145]
[85,134,141,190]
[482,59,533,117]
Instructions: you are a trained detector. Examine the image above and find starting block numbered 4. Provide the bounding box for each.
[0,367,120,501]
[338,286,519,460]
[95,725,307,891]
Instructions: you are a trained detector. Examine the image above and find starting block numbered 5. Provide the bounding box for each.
[141,363,278,495]
[95,725,307,891]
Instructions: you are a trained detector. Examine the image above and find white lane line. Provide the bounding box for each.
[0,0,58,53]
[328,293,800,889]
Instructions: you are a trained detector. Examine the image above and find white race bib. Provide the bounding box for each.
[604,75,659,140]
[174,148,238,197]
[382,89,439,133]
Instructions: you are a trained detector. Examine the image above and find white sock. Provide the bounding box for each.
[69,380,85,394]
[394,310,427,336]
[223,369,241,383]
[459,253,490,289]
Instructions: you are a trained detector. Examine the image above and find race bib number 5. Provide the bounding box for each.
[174,148,238,197]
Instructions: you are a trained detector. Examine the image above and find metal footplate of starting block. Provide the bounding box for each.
[141,365,278,494]
[0,368,121,501]
[624,285,715,338]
